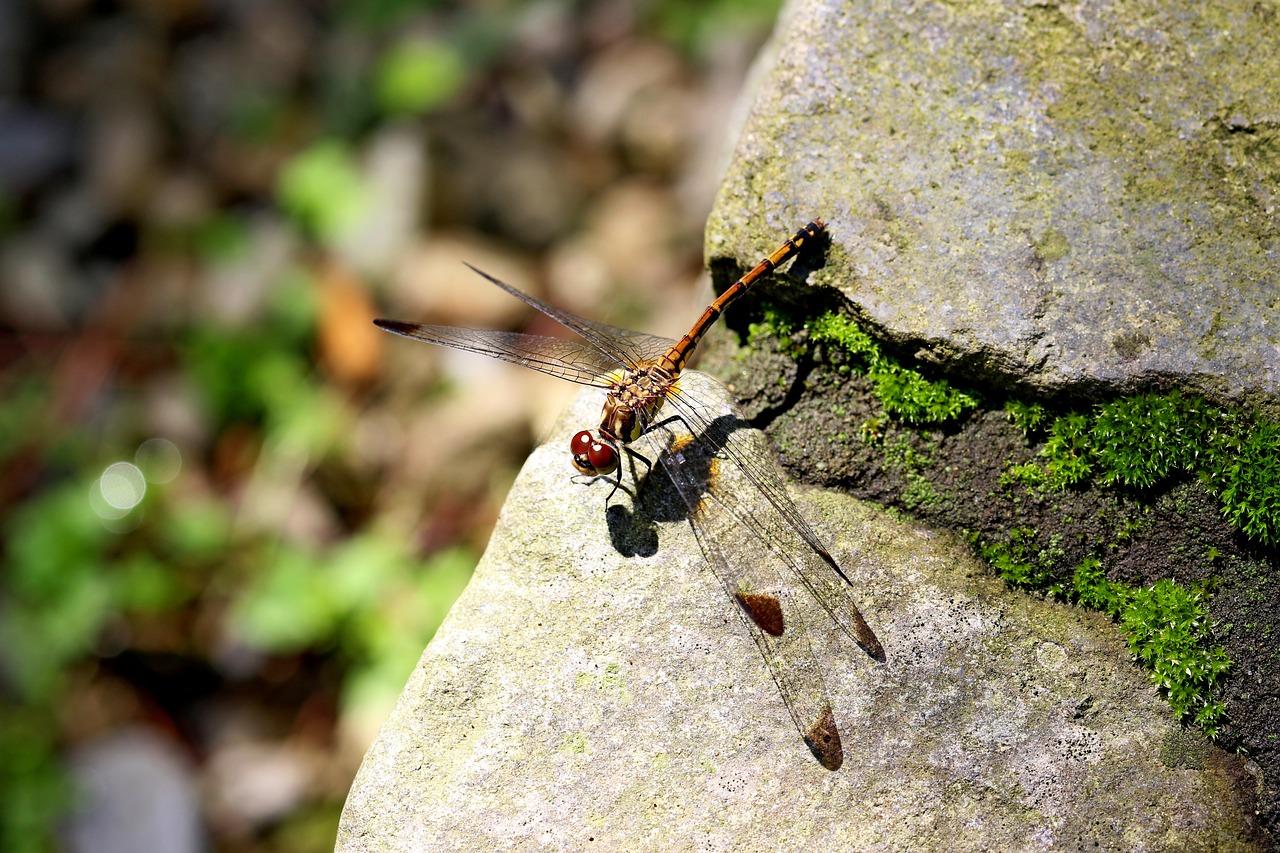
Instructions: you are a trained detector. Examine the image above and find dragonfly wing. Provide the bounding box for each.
[462,264,678,368]
[375,321,621,387]
[662,381,885,662]
[658,430,844,770]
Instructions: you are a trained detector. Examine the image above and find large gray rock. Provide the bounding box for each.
[338,375,1258,851]
[709,0,1280,405]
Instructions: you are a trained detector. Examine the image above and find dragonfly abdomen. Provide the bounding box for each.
[658,219,826,376]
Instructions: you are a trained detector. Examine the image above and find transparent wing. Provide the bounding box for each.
[659,377,885,662]
[375,264,681,384]
[658,426,843,770]
[375,321,620,387]
[461,264,679,369]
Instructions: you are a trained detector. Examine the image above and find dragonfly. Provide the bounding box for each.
[376,220,884,770]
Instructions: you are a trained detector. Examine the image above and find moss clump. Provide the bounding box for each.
[1042,412,1093,489]
[1210,419,1280,546]
[1073,557,1230,736]
[1026,390,1280,547]
[809,312,978,423]
[972,528,1063,590]
[1004,400,1048,435]
[1091,392,1214,488]
[750,307,978,425]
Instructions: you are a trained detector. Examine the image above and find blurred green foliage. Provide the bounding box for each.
[649,0,785,55]
[0,257,475,849]
[340,0,453,32]
[276,141,370,243]
[0,708,67,853]
[376,39,467,116]
[5,482,132,701]
[2,0,802,848]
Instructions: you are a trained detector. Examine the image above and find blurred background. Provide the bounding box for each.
[0,0,783,850]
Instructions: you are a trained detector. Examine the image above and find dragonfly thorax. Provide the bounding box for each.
[606,366,672,438]
[569,365,673,477]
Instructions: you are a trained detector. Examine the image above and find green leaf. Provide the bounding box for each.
[375,39,466,116]
[276,140,369,242]
[231,546,337,652]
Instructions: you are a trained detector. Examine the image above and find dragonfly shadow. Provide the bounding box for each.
[604,413,744,559]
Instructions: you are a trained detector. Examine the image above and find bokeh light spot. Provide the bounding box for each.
[96,461,147,515]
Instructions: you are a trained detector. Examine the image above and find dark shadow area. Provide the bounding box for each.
[605,413,742,558]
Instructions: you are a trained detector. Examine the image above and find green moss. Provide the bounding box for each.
[743,299,1268,742]
[745,305,802,355]
[870,364,977,424]
[969,524,1232,738]
[998,461,1046,489]
[1041,412,1093,488]
[1073,557,1230,736]
[1004,400,1048,436]
[747,305,978,425]
[807,311,979,425]
[1090,392,1213,488]
[1012,390,1280,547]
[901,475,941,510]
[1211,418,1280,546]
[972,528,1062,591]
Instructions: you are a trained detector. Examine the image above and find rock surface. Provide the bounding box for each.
[708,0,1280,405]
[337,375,1259,852]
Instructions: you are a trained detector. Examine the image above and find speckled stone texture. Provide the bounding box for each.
[709,0,1280,407]
[337,376,1260,852]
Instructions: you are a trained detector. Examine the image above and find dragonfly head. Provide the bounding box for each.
[570,430,619,476]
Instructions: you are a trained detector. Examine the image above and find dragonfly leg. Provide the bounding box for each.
[573,470,636,501]
[644,413,686,436]
[604,462,631,502]
[623,445,652,480]
[605,445,655,502]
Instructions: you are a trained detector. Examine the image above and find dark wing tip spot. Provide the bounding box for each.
[853,614,888,663]
[735,591,785,637]
[804,706,843,771]
[862,633,888,663]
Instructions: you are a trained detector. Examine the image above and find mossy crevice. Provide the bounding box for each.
[716,299,1280,744]
[747,304,979,426]
[1013,391,1280,548]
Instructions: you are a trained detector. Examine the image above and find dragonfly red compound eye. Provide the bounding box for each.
[570,430,618,475]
